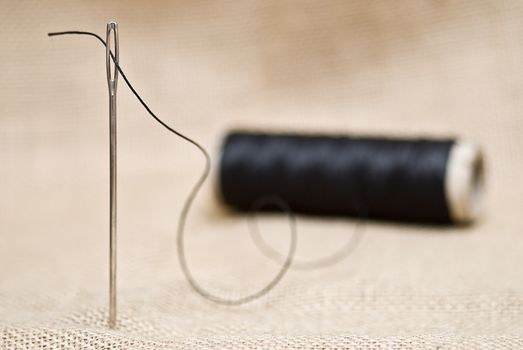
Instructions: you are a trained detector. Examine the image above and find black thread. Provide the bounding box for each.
[248,201,365,270]
[47,30,297,305]
[220,131,455,224]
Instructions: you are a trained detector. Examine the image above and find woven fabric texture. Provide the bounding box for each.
[2,1,523,348]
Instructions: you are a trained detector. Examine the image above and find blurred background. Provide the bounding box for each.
[1,1,523,348]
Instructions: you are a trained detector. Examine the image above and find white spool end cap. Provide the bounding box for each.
[445,142,484,224]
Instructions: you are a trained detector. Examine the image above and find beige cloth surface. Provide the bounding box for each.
[2,1,523,348]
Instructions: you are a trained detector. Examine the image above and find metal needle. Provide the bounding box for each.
[106,21,119,329]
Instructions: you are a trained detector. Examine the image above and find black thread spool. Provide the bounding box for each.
[218,131,484,224]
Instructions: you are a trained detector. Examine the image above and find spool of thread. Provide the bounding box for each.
[218,131,484,224]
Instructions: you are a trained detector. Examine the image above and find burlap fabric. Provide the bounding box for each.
[2,1,523,348]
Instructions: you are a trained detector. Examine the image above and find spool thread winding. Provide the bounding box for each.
[219,131,484,224]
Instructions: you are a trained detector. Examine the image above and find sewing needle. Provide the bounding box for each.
[106,21,119,329]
